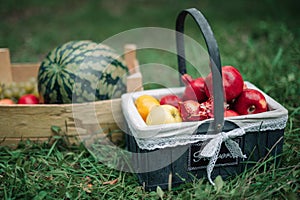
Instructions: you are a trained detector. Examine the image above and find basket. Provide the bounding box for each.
[0,44,143,147]
[122,8,288,191]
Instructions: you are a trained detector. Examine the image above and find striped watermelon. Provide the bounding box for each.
[38,40,128,104]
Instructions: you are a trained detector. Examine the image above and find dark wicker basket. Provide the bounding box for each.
[123,8,287,191]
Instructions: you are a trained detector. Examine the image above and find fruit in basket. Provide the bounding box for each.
[181,74,207,102]
[146,105,182,125]
[200,98,214,118]
[178,100,211,122]
[37,40,128,104]
[160,94,181,108]
[0,98,15,104]
[233,88,268,115]
[178,100,200,121]
[135,95,160,121]
[224,109,239,117]
[18,94,39,104]
[205,65,244,102]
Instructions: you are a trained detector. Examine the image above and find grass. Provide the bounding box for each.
[0,136,299,199]
[0,0,300,199]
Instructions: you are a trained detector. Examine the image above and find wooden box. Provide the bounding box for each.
[0,44,142,147]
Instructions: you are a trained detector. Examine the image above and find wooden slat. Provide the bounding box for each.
[0,130,124,148]
[11,63,40,82]
[0,137,50,148]
[0,48,13,83]
[127,72,143,92]
[124,44,143,93]
[0,98,124,138]
[124,44,138,74]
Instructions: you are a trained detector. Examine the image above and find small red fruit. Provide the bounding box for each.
[18,94,39,104]
[160,94,181,108]
[181,74,208,103]
[205,65,244,102]
[224,110,239,117]
[233,88,268,115]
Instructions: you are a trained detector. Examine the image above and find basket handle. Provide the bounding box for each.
[175,8,224,133]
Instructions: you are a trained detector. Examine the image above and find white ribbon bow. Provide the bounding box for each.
[199,128,247,185]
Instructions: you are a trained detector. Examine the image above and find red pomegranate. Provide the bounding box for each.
[205,65,244,102]
[181,74,208,103]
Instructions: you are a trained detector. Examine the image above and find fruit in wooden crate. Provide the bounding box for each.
[0,78,38,103]
[181,74,208,103]
[159,94,181,108]
[18,94,39,104]
[135,95,160,121]
[233,88,268,115]
[146,104,182,125]
[205,65,244,102]
[0,98,15,104]
[37,40,128,104]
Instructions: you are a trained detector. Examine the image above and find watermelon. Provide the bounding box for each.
[37,40,128,104]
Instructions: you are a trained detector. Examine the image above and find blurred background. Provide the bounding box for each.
[0,0,299,60]
[0,0,299,101]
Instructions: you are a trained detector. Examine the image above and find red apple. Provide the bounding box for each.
[181,74,208,103]
[224,109,239,117]
[160,94,181,108]
[18,94,39,104]
[233,89,268,115]
[205,65,244,102]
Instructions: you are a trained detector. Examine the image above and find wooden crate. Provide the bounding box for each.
[0,44,143,147]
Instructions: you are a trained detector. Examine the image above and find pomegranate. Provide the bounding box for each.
[233,88,268,115]
[205,65,244,102]
[181,74,208,103]
[178,100,211,122]
[199,98,230,119]
[200,98,214,118]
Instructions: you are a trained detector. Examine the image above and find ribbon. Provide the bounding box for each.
[198,128,247,185]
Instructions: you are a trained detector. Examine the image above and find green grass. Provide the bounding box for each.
[0,0,300,199]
